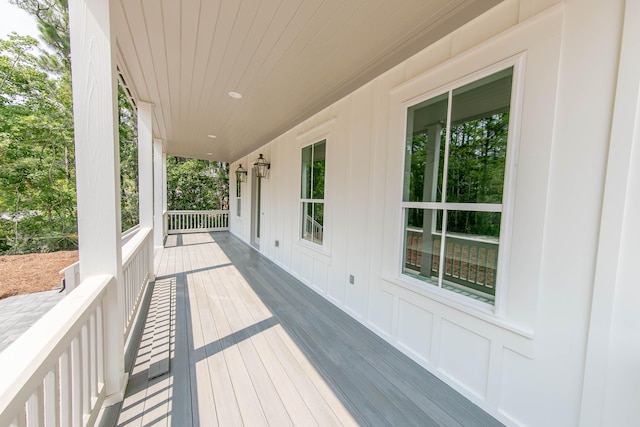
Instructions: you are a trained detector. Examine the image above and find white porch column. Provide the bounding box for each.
[163,153,167,214]
[138,102,155,279]
[138,102,153,230]
[153,139,164,249]
[68,0,124,400]
[580,0,640,423]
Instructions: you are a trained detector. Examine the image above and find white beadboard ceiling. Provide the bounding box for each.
[113,0,501,162]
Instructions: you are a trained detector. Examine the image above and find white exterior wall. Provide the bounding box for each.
[230,0,634,425]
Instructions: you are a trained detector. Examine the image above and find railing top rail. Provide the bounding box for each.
[59,260,80,275]
[122,227,152,267]
[121,224,141,245]
[167,209,229,214]
[0,274,113,423]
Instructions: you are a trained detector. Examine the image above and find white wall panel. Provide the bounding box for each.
[499,348,538,426]
[300,253,313,285]
[439,320,491,400]
[344,84,374,319]
[368,288,394,338]
[397,299,433,364]
[326,266,345,306]
[312,260,328,295]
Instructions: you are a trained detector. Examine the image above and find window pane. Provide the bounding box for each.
[404,93,448,202]
[312,141,326,199]
[302,202,324,244]
[442,211,500,300]
[236,180,241,198]
[447,68,512,203]
[403,208,443,285]
[237,198,241,217]
[313,203,324,244]
[301,145,312,198]
[302,202,313,242]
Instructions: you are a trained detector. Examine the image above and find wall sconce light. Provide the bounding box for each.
[235,164,247,182]
[254,154,270,178]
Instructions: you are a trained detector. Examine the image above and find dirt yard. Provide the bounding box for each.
[0,251,79,300]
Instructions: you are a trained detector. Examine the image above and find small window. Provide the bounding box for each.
[402,67,514,305]
[236,179,241,217]
[301,140,326,245]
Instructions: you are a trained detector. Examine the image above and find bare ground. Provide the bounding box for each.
[0,251,79,300]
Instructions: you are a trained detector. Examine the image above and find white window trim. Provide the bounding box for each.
[295,118,336,256]
[397,54,526,316]
[299,139,327,248]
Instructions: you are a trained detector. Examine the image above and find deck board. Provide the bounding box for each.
[116,232,502,427]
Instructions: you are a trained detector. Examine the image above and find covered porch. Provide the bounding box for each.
[2,0,640,425]
[110,231,500,426]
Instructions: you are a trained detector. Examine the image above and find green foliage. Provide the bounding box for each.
[1,0,226,253]
[0,34,76,253]
[0,32,139,251]
[166,157,228,211]
[118,87,139,231]
[10,0,70,73]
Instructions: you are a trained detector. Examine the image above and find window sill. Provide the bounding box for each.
[381,274,534,341]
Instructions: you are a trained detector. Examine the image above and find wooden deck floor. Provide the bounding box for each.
[114,232,502,426]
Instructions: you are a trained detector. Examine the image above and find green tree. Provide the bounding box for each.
[118,86,139,231]
[166,157,228,211]
[9,0,70,73]
[0,34,76,253]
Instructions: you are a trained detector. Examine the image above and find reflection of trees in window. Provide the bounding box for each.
[447,112,509,237]
[401,66,514,302]
[448,113,509,204]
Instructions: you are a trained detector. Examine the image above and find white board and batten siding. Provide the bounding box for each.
[231,0,637,425]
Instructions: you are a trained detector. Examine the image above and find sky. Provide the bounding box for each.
[0,0,40,40]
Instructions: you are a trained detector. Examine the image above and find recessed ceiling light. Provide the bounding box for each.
[206,152,213,155]
[207,134,217,139]
[229,91,242,99]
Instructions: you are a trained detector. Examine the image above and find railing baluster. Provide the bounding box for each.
[44,368,58,426]
[89,312,97,401]
[60,349,72,427]
[15,412,26,427]
[81,324,90,418]
[26,386,44,426]
[166,210,230,234]
[97,303,104,388]
[71,336,82,427]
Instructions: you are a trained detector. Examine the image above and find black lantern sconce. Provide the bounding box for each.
[235,164,247,183]
[254,154,270,178]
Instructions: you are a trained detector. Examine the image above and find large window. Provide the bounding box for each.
[402,67,514,305]
[301,140,326,245]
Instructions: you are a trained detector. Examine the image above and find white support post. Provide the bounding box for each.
[138,102,153,230]
[580,0,640,423]
[68,0,125,401]
[153,139,164,249]
[138,102,155,280]
[163,152,168,235]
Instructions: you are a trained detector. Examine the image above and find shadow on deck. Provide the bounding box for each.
[106,232,502,427]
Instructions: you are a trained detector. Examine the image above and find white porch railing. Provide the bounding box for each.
[0,227,154,426]
[167,210,229,234]
[0,275,113,427]
[59,225,145,295]
[121,227,153,341]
